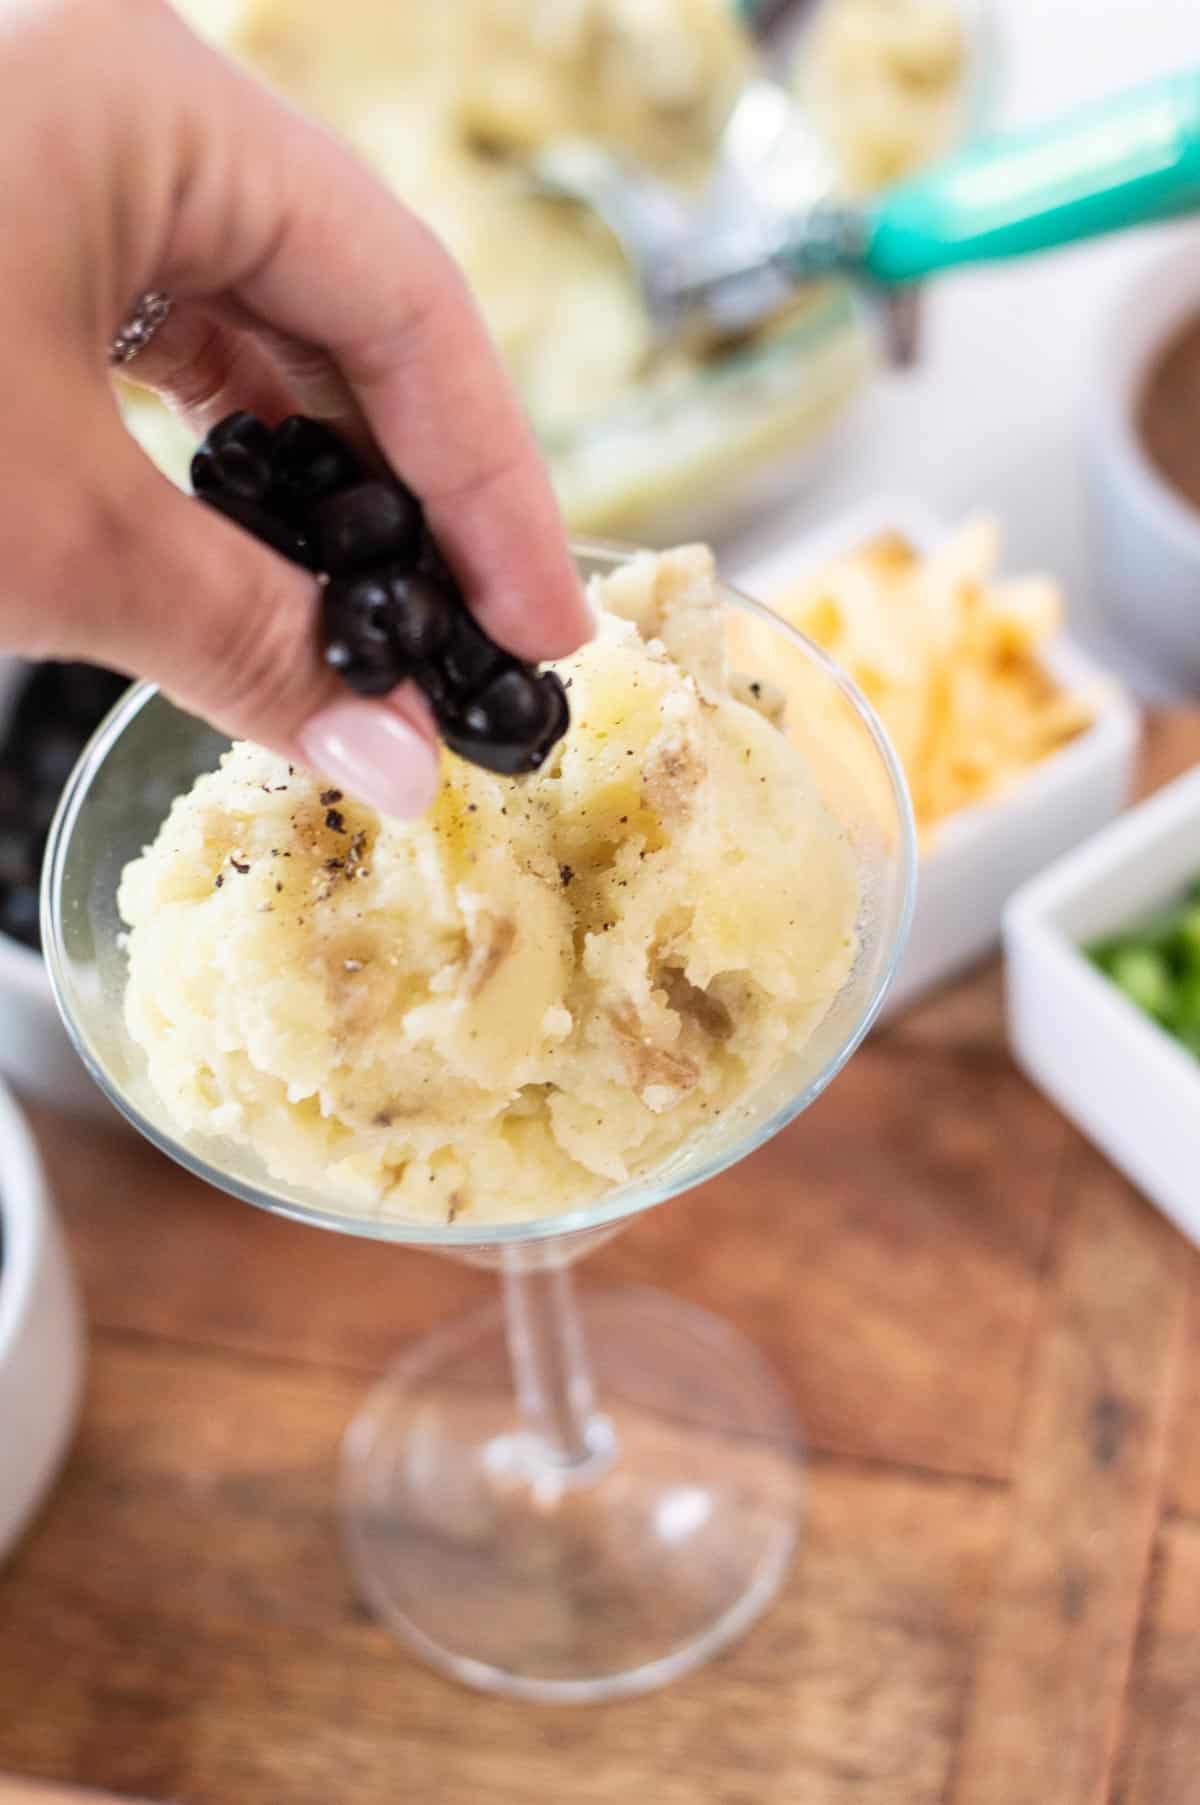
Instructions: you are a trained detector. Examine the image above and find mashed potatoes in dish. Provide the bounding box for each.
[172,0,750,443]
[118,548,859,1227]
[132,0,968,535]
[795,0,968,195]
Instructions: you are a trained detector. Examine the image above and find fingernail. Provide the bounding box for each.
[299,701,439,819]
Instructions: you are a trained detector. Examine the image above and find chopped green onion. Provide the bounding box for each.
[1088,883,1200,1059]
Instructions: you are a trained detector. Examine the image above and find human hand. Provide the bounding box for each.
[1,0,590,816]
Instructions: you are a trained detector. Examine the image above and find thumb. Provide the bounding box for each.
[60,422,441,819]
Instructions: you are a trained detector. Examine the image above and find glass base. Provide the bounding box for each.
[340,1284,802,1702]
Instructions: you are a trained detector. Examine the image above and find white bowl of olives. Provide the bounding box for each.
[0,655,129,1118]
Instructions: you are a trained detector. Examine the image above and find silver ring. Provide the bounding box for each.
[108,290,173,366]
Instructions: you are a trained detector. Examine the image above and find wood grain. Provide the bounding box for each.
[0,1339,1003,1805]
[1135,711,1200,802]
[605,1039,1069,1480]
[0,1786,149,1805]
[949,1146,1189,1805]
[1112,1517,1200,1805]
[1,710,1199,1805]
[28,1024,1068,1485]
[1164,1271,1200,1519]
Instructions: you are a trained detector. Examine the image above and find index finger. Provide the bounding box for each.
[155,17,591,663]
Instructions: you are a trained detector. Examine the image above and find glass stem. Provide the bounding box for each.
[502,1262,600,1469]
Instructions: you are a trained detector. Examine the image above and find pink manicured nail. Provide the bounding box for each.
[299,701,439,819]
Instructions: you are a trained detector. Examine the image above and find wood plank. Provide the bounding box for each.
[24,1101,491,1369]
[30,1031,1067,1485]
[1135,710,1200,804]
[1112,1516,1200,1805]
[0,1785,147,1804]
[948,1144,1191,1805]
[1164,1270,1200,1518]
[0,1336,1003,1805]
[879,965,1008,1059]
[604,1041,1069,1480]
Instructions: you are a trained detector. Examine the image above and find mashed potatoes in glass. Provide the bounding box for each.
[118,548,859,1227]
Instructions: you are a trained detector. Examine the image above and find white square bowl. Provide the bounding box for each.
[731,499,1141,1016]
[1005,767,1200,1247]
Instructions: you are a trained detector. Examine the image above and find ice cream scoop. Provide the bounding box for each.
[544,70,1200,346]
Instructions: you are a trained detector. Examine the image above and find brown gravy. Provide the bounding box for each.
[1139,310,1200,515]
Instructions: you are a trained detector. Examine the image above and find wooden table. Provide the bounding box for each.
[2,717,1199,1805]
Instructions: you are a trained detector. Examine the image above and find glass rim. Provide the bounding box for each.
[41,535,917,1249]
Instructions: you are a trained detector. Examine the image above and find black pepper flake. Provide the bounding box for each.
[619,815,628,824]
[750,681,762,698]
[320,789,343,806]
[325,858,344,872]
[325,808,346,833]
[214,874,224,889]
[559,863,574,889]
[230,857,250,875]
[563,677,573,690]
[467,803,478,814]
[275,882,283,893]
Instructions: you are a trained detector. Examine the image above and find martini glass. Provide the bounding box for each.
[41,540,915,1703]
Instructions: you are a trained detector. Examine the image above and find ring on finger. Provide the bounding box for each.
[108,291,174,367]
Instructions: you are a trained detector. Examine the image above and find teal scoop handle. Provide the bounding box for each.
[861,71,1200,286]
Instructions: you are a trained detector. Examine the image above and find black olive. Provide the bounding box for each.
[315,480,423,574]
[435,605,508,701]
[270,415,362,515]
[379,569,455,663]
[0,884,40,949]
[438,669,569,775]
[192,411,273,501]
[196,490,318,569]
